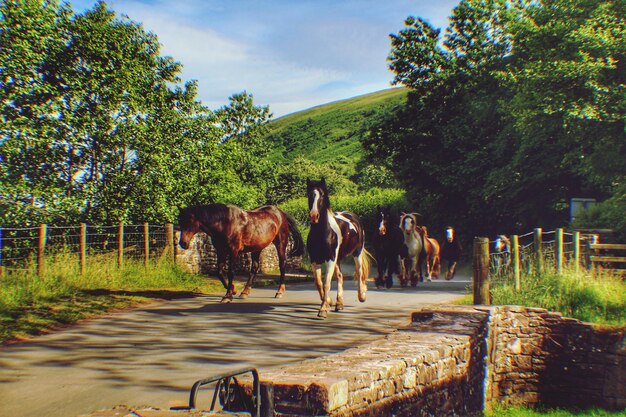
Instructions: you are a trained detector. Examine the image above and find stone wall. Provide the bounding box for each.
[176,232,302,276]
[237,305,624,416]
[83,305,625,417]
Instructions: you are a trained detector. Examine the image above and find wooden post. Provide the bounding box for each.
[0,227,4,278]
[473,237,490,305]
[555,228,564,274]
[573,231,580,273]
[38,224,47,277]
[534,228,543,273]
[143,222,150,270]
[79,223,87,275]
[117,222,124,269]
[512,234,520,291]
[165,223,174,263]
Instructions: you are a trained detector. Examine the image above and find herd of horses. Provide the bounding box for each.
[177,179,463,318]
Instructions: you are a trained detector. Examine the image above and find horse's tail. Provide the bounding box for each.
[357,247,373,283]
[285,212,305,257]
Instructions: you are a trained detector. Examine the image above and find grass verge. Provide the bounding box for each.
[0,252,223,343]
[484,404,626,416]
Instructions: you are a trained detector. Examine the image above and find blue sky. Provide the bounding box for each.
[70,0,459,117]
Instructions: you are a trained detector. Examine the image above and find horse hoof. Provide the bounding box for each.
[239,292,249,299]
[335,303,344,312]
[274,292,283,299]
[221,297,233,304]
[318,310,328,318]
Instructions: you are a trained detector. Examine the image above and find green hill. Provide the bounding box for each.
[266,88,408,175]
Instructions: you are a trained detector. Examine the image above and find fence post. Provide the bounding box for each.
[117,222,124,269]
[555,228,563,274]
[38,224,47,277]
[473,237,490,305]
[0,227,4,278]
[165,223,174,263]
[79,223,87,275]
[144,222,150,270]
[573,231,580,273]
[512,234,520,291]
[534,228,543,273]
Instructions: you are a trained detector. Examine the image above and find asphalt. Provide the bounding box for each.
[0,270,471,417]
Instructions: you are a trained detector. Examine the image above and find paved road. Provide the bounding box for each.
[0,273,470,417]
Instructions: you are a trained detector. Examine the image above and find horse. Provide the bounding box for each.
[399,212,425,286]
[440,226,462,280]
[419,225,441,281]
[492,234,511,275]
[306,179,370,318]
[178,203,305,303]
[371,206,407,289]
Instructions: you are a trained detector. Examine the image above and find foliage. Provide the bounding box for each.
[366,0,625,241]
[573,183,626,242]
[280,187,408,231]
[0,1,274,226]
[484,404,626,417]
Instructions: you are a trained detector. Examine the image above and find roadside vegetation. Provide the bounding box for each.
[456,266,625,327]
[0,255,223,343]
[484,404,626,417]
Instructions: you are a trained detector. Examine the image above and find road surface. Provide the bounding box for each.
[0,273,470,417]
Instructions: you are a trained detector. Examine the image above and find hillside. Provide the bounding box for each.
[266,88,408,174]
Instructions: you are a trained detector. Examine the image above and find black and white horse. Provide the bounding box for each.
[306,179,370,318]
[440,226,462,280]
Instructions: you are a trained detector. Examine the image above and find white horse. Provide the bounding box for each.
[399,212,425,286]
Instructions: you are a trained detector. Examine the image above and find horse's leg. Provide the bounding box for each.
[312,262,324,301]
[446,260,457,280]
[375,253,385,289]
[385,253,395,289]
[221,251,238,303]
[215,248,230,291]
[274,237,288,299]
[354,253,367,302]
[318,260,336,318]
[240,252,260,299]
[335,263,344,311]
[425,255,433,282]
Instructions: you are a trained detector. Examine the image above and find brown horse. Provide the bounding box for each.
[417,226,441,281]
[307,179,370,318]
[178,204,304,302]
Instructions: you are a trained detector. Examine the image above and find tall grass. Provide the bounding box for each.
[489,265,626,327]
[0,251,223,342]
[484,404,626,416]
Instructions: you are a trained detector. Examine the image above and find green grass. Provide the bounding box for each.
[484,404,626,416]
[0,252,223,343]
[266,87,408,175]
[490,266,626,327]
[455,265,625,326]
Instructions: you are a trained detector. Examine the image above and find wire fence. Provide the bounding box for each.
[487,228,604,288]
[0,223,174,276]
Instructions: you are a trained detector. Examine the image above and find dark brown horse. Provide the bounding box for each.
[372,206,407,289]
[178,204,304,302]
[307,179,370,318]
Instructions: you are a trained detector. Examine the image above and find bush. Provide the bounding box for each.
[279,187,409,231]
[573,184,626,242]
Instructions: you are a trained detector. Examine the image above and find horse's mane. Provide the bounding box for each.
[193,203,231,225]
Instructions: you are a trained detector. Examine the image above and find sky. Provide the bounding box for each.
[70,0,460,118]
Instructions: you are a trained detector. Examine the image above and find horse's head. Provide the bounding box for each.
[400,213,417,234]
[178,207,201,250]
[446,226,455,242]
[494,235,510,253]
[377,206,392,236]
[307,178,330,224]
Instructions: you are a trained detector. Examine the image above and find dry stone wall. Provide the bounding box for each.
[176,232,302,275]
[237,305,624,416]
